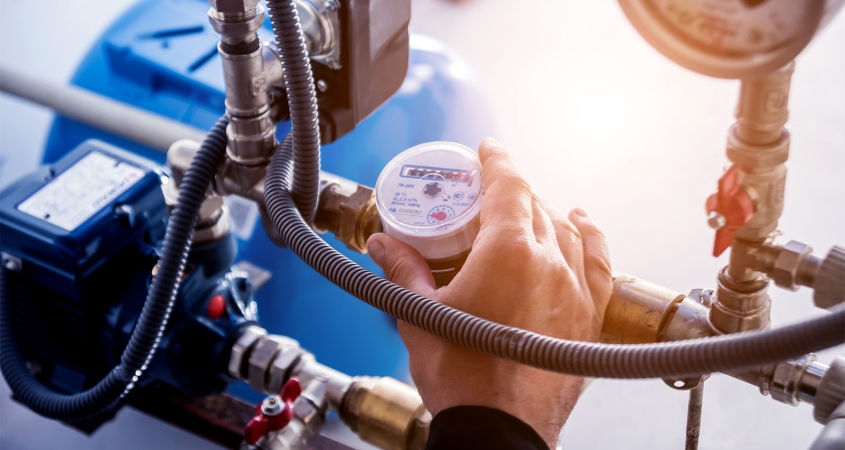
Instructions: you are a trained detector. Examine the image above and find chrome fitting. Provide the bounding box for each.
[769,355,820,406]
[228,325,268,378]
[294,0,342,69]
[770,240,816,291]
[267,345,310,395]
[710,266,771,334]
[730,356,829,407]
[661,293,713,342]
[208,0,263,29]
[163,139,231,244]
[247,335,288,392]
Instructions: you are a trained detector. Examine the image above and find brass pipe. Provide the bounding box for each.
[599,275,687,344]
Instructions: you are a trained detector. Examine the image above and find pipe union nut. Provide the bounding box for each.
[228,325,267,378]
[769,360,808,406]
[772,240,812,290]
[247,335,287,392]
[208,0,260,15]
[267,342,309,394]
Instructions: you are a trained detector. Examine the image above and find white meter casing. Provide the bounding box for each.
[375,142,484,284]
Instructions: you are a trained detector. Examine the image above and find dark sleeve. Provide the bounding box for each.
[425,405,550,450]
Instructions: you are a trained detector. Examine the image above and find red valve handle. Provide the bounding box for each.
[244,378,302,445]
[705,164,755,257]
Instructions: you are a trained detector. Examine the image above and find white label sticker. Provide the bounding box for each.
[17,151,147,231]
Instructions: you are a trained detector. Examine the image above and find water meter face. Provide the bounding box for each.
[376,142,483,238]
[375,141,484,265]
[648,0,813,54]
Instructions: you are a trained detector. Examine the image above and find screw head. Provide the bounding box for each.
[316,80,328,93]
[707,211,726,230]
[114,204,133,216]
[261,395,283,416]
[323,0,339,12]
[3,257,21,272]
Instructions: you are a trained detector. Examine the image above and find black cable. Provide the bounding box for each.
[264,146,845,379]
[0,116,229,420]
[266,0,321,223]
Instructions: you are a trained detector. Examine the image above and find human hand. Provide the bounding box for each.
[366,138,612,447]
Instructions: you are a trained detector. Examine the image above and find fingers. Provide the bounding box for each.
[569,208,612,312]
[478,138,534,237]
[542,199,583,270]
[367,233,437,296]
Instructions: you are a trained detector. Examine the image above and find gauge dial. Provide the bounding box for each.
[648,0,813,54]
[620,0,841,78]
[427,205,456,224]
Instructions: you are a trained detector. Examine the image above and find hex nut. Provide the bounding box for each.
[772,240,811,290]
[267,345,307,394]
[228,325,267,378]
[726,125,790,170]
[248,336,285,392]
[208,0,260,14]
[769,361,801,406]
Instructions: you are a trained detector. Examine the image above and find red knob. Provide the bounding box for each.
[244,378,302,445]
[207,294,226,320]
[705,165,755,257]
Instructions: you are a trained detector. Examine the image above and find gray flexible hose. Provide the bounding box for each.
[266,0,321,223]
[262,0,845,379]
[264,143,845,379]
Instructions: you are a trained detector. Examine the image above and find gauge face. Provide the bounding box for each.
[427,205,456,224]
[375,142,483,237]
[648,0,813,54]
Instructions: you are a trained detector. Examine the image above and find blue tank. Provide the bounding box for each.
[42,0,496,397]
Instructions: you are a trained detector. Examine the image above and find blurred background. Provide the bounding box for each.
[1,0,843,449]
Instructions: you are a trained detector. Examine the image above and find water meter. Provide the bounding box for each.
[375,142,484,285]
[619,0,845,78]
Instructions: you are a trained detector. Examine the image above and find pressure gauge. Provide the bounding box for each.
[375,142,483,285]
[619,0,845,79]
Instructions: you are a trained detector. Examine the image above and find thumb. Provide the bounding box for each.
[367,233,437,296]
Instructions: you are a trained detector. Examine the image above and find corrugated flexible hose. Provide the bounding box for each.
[266,0,321,223]
[0,116,230,420]
[263,146,845,378]
[260,0,845,379]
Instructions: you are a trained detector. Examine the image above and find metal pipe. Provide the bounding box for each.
[685,383,704,450]
[0,65,206,151]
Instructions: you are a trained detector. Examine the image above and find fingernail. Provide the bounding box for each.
[486,137,502,147]
[573,207,590,218]
[368,240,385,267]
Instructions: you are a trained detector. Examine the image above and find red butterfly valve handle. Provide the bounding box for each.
[244,378,303,445]
[705,164,755,257]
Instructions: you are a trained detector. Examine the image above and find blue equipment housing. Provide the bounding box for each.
[41,0,496,397]
[0,140,255,406]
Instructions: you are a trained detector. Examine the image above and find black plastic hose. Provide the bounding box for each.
[266,0,321,223]
[0,116,229,420]
[261,0,844,379]
[264,147,845,379]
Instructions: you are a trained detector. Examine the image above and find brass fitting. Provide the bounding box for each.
[600,275,687,344]
[313,175,382,253]
[340,376,431,450]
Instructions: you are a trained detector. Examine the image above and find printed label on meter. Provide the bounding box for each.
[17,151,146,231]
[376,142,484,262]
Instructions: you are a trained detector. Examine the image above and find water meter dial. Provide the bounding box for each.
[375,142,484,286]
